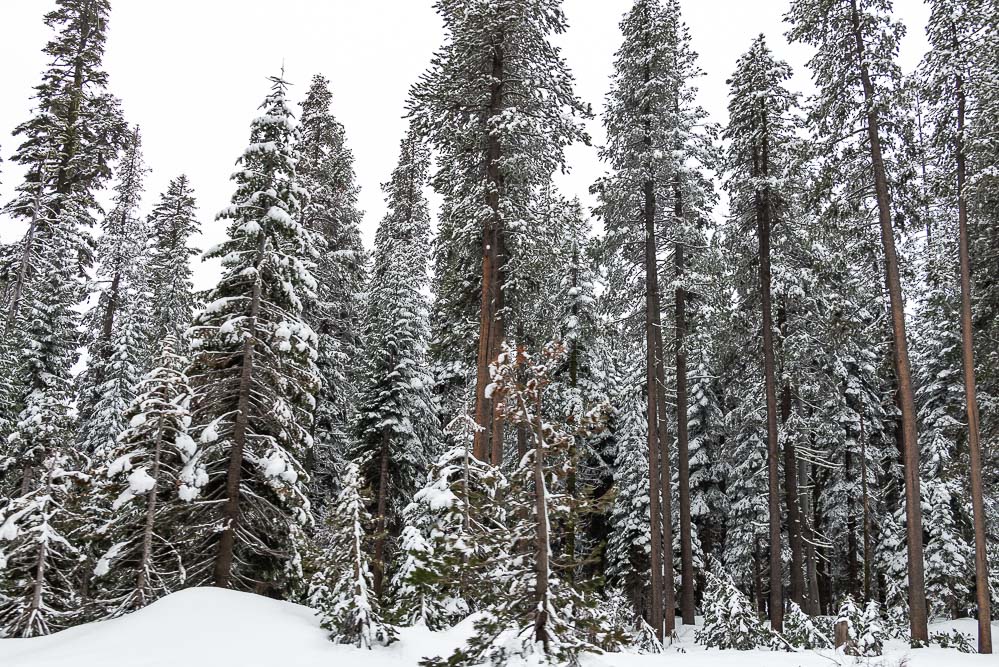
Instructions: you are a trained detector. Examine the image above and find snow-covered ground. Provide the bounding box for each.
[0,588,994,667]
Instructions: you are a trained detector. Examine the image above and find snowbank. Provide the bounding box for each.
[0,588,994,667]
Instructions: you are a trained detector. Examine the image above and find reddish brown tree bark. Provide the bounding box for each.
[848,0,928,643]
[955,68,992,654]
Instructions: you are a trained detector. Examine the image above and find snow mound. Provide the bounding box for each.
[0,588,993,667]
[0,587,471,667]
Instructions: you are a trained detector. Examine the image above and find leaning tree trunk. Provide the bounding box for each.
[849,0,927,643]
[955,67,992,654]
[214,242,264,588]
[473,43,506,465]
[136,414,167,607]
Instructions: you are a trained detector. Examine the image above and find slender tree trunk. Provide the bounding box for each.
[860,415,873,601]
[800,457,821,615]
[136,414,166,606]
[214,243,264,588]
[655,332,674,635]
[849,0,928,643]
[778,305,805,608]
[845,449,860,597]
[530,394,551,650]
[644,174,664,641]
[372,430,391,598]
[473,43,506,465]
[756,133,784,631]
[674,237,695,626]
[566,258,579,581]
[955,69,992,654]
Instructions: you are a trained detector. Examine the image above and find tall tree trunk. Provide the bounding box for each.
[674,235,695,627]
[755,131,784,631]
[644,173,664,641]
[214,243,264,588]
[849,0,927,643]
[955,69,992,654]
[136,414,166,606]
[372,430,391,598]
[473,43,505,465]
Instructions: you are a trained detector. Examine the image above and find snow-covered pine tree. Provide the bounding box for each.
[310,462,396,649]
[0,451,87,638]
[834,596,885,656]
[696,567,766,650]
[2,199,85,502]
[920,0,995,649]
[386,501,452,630]
[779,601,831,650]
[786,0,928,640]
[77,125,151,456]
[87,336,205,619]
[396,429,508,628]
[296,74,367,498]
[410,0,589,465]
[604,356,652,618]
[352,128,438,598]
[146,175,201,346]
[0,0,126,437]
[722,33,803,628]
[597,0,717,632]
[185,73,319,595]
[912,232,976,619]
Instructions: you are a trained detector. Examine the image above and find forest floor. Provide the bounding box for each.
[0,587,994,667]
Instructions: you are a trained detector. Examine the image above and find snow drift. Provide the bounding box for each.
[0,587,994,667]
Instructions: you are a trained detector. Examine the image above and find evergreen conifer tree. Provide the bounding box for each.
[352,129,438,597]
[297,74,367,497]
[186,73,319,594]
[310,462,396,649]
[88,336,205,618]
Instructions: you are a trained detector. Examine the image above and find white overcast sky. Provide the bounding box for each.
[0,0,930,289]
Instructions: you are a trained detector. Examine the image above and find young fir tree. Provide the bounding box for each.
[146,175,201,346]
[426,344,619,667]
[696,568,767,650]
[77,125,151,456]
[310,462,396,649]
[786,0,929,641]
[296,74,367,499]
[87,336,205,619]
[186,74,319,595]
[410,0,588,466]
[0,451,86,638]
[352,129,438,598]
[604,356,652,618]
